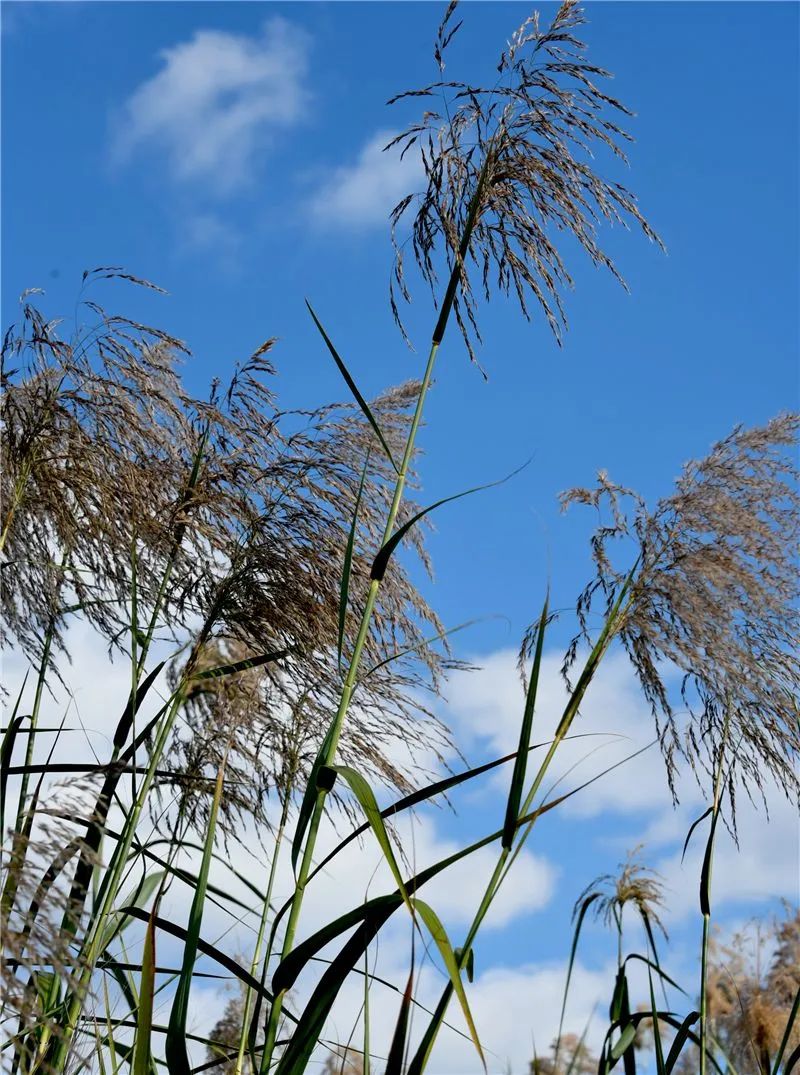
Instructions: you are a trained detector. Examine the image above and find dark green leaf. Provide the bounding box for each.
[306,300,398,472]
[502,595,547,849]
[166,763,224,1075]
[371,463,528,582]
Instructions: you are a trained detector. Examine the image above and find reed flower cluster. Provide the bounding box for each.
[1,275,452,838]
[389,0,662,365]
[556,413,800,806]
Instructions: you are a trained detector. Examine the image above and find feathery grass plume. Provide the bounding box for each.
[388,0,662,366]
[1,280,454,840]
[549,413,800,809]
[1,273,194,666]
[673,906,800,1075]
[575,846,667,943]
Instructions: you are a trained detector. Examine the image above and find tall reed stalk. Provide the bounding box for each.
[260,158,490,1070]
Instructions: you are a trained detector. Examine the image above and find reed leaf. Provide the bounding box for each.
[371,463,528,582]
[502,595,547,849]
[384,969,414,1075]
[412,898,485,1069]
[165,762,225,1075]
[338,453,370,673]
[131,904,158,1075]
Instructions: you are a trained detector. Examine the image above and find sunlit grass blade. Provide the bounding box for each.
[664,1012,700,1074]
[332,765,411,910]
[305,300,399,472]
[503,595,547,849]
[165,761,225,1075]
[681,806,713,863]
[412,898,485,1069]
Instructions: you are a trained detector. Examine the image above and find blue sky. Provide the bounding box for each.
[3,3,799,1072]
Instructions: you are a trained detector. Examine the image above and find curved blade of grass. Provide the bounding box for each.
[664,1012,700,1074]
[165,761,225,1075]
[556,892,601,1065]
[502,595,547,849]
[371,462,529,582]
[384,969,414,1075]
[122,838,255,915]
[131,903,158,1075]
[124,833,268,906]
[621,954,684,995]
[112,660,167,752]
[610,1022,637,1063]
[338,453,370,673]
[783,1042,800,1074]
[412,898,485,1069]
[64,661,167,930]
[272,895,399,995]
[648,967,666,1074]
[14,841,80,966]
[363,617,485,679]
[190,648,289,683]
[306,300,398,472]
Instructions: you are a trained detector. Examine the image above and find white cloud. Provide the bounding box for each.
[309,130,423,229]
[112,18,310,192]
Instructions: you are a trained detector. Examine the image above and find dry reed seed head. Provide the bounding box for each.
[388,0,662,366]
[554,413,800,812]
[2,278,453,844]
[575,846,667,940]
